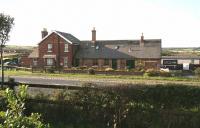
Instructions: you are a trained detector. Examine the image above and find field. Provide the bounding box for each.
[162,47,200,56]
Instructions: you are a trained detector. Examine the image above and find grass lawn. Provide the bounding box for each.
[4,70,200,83]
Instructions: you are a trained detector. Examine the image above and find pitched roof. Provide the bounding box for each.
[55,31,80,44]
[38,31,80,45]
[76,39,161,59]
[28,47,39,58]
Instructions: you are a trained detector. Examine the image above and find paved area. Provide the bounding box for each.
[1,75,200,87]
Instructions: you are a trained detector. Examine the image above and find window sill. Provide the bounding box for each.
[47,51,52,53]
[64,51,69,53]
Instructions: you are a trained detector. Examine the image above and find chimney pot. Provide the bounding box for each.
[140,33,144,47]
[41,28,48,39]
[92,27,96,43]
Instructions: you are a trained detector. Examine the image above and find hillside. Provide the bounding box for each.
[162,47,200,56]
[4,45,34,57]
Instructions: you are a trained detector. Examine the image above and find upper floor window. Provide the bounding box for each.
[64,44,69,52]
[48,44,52,52]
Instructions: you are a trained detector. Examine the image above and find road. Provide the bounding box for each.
[1,76,87,86]
[1,75,200,87]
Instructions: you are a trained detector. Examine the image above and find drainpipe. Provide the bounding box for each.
[57,35,61,73]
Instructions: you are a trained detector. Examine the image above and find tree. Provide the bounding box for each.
[0,13,14,88]
[0,85,49,128]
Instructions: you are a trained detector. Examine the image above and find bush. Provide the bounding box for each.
[135,62,145,72]
[159,71,171,77]
[145,69,172,77]
[0,85,49,127]
[144,69,160,77]
[46,67,55,73]
[170,70,183,77]
[195,67,200,77]
[88,68,95,75]
[7,77,15,89]
[105,67,114,71]
[79,66,87,70]
[8,77,15,83]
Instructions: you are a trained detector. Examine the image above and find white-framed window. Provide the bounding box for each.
[33,58,37,66]
[64,44,69,52]
[46,58,53,66]
[64,57,68,66]
[48,44,52,52]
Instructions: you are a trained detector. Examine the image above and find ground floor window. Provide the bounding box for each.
[46,58,53,66]
[126,60,135,69]
[33,58,37,66]
[64,57,68,66]
[163,60,177,65]
[93,59,98,66]
[74,59,79,67]
[112,59,117,69]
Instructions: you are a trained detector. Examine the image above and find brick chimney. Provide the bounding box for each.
[41,28,48,39]
[140,33,144,47]
[92,27,96,43]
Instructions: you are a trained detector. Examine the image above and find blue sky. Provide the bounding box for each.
[0,0,200,47]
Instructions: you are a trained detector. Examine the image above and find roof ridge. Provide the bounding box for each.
[55,30,71,35]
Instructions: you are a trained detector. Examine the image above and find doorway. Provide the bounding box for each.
[112,59,117,69]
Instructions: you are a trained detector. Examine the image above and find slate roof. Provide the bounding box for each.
[38,31,80,45]
[28,47,39,58]
[76,39,161,59]
[56,31,80,45]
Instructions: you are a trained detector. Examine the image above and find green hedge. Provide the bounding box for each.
[22,83,200,128]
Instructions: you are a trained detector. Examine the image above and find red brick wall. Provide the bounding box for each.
[78,58,161,70]
[38,32,75,68]
[20,55,31,67]
[136,58,161,69]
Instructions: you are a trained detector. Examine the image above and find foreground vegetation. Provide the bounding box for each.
[0,85,49,128]
[26,83,200,128]
[1,82,200,127]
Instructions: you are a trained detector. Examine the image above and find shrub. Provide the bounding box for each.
[79,66,87,70]
[88,68,95,75]
[159,71,171,77]
[46,67,55,73]
[195,67,200,77]
[170,70,183,77]
[105,67,114,71]
[144,69,160,77]
[0,85,49,127]
[71,67,79,70]
[136,62,145,71]
[7,77,15,89]
[8,77,15,83]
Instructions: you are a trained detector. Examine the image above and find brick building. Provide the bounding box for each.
[21,28,161,70]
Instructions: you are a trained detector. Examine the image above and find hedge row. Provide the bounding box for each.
[22,83,200,128]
